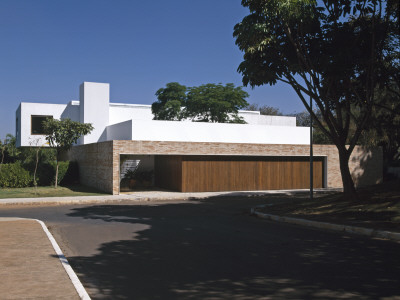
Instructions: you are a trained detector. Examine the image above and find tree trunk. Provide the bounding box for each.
[0,149,4,173]
[337,147,358,199]
[33,148,39,191]
[55,160,59,189]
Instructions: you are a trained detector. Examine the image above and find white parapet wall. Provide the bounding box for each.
[107,120,133,140]
[107,119,310,145]
[108,104,297,127]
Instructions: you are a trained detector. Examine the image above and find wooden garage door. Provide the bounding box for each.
[155,155,324,192]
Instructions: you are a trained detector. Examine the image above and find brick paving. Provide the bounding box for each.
[0,219,79,299]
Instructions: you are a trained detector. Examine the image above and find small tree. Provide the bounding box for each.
[28,138,48,193]
[43,118,93,188]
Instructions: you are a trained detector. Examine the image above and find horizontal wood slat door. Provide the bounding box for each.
[155,155,183,191]
[155,155,324,192]
[180,156,324,192]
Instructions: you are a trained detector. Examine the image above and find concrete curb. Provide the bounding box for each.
[0,188,341,206]
[251,206,400,242]
[0,218,91,299]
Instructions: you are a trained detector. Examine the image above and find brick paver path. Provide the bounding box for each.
[0,219,79,299]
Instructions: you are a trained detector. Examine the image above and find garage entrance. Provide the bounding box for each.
[120,155,155,192]
[155,155,325,192]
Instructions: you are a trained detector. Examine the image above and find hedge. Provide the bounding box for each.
[0,162,32,188]
[0,160,79,188]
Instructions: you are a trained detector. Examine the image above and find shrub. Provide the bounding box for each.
[0,162,31,188]
[51,161,70,186]
[61,161,79,185]
[20,147,57,186]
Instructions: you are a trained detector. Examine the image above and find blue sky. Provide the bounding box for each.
[0,0,305,140]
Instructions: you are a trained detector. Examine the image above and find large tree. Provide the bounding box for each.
[43,118,93,188]
[152,82,187,121]
[185,83,249,123]
[234,0,399,197]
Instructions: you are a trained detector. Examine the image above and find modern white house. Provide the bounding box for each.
[15,82,382,194]
[16,82,309,147]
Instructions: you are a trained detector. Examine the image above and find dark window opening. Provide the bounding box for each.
[31,115,53,135]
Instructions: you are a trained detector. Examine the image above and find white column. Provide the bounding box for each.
[79,82,110,144]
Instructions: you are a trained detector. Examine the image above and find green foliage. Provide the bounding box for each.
[185,83,249,123]
[151,82,249,123]
[51,161,69,185]
[43,118,93,188]
[124,169,137,179]
[20,147,57,186]
[5,134,20,161]
[61,161,79,185]
[0,134,20,165]
[43,118,94,154]
[152,82,187,120]
[245,103,283,116]
[362,82,400,163]
[234,0,399,196]
[0,162,31,188]
[20,147,56,166]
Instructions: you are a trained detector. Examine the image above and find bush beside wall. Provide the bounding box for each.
[61,161,79,185]
[0,159,80,188]
[0,162,32,188]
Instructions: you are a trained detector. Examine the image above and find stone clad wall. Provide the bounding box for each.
[68,141,114,193]
[68,140,383,195]
[349,146,383,187]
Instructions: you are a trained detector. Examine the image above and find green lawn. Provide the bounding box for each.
[0,185,109,199]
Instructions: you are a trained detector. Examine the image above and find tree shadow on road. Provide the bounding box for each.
[66,196,400,300]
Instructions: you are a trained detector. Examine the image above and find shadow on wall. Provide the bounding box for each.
[64,197,400,300]
[99,129,107,142]
[351,146,383,187]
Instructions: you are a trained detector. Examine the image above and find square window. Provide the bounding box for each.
[31,115,53,135]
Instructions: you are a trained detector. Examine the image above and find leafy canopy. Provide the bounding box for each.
[152,82,187,121]
[186,83,249,123]
[43,118,93,188]
[43,118,93,153]
[152,82,249,123]
[234,0,399,196]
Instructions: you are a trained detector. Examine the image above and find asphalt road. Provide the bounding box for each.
[1,196,400,300]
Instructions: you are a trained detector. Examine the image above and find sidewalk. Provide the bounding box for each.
[0,188,338,205]
[0,218,89,299]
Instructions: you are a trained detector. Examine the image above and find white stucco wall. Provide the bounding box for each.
[17,102,67,147]
[107,120,132,140]
[106,119,310,145]
[241,113,296,126]
[16,101,80,147]
[109,103,154,125]
[108,104,296,126]
[79,82,110,144]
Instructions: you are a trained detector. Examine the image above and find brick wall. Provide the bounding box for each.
[68,140,383,195]
[68,141,114,193]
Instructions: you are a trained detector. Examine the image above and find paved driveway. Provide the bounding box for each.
[1,196,400,299]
